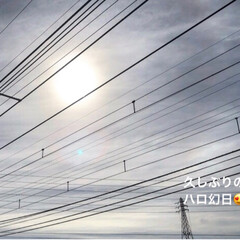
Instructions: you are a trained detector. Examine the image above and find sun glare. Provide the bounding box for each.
[55,59,97,103]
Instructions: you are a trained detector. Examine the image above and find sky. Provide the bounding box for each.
[0,0,240,238]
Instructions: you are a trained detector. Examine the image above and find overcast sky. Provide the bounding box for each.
[0,0,240,239]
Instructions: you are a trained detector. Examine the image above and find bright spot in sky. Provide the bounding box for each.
[55,58,97,103]
[77,150,83,155]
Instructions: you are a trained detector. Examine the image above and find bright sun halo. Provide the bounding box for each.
[55,59,97,103]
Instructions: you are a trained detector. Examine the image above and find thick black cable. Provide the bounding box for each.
[0,167,239,237]
[1,56,239,151]
[0,0,148,116]
[0,62,238,180]
[0,147,239,223]
[0,129,238,216]
[0,0,104,91]
[0,0,82,74]
[0,0,92,85]
[0,0,234,120]
[0,0,136,103]
[1,32,240,174]
[1,74,239,201]
[2,42,238,177]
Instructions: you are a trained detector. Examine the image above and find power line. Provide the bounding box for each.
[33,43,240,153]
[3,150,239,226]
[0,0,33,36]
[1,83,240,205]
[2,40,239,178]
[0,0,136,103]
[0,0,118,93]
[0,165,239,237]
[0,0,148,116]
[0,1,237,234]
[1,56,239,153]
[0,0,82,74]
[0,92,21,101]
[1,27,239,172]
[0,65,239,182]
[0,0,234,119]
[0,0,106,92]
[0,128,239,217]
[1,80,240,204]
[0,0,92,85]
[1,148,239,221]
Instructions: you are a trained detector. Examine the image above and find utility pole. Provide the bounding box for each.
[176,197,193,239]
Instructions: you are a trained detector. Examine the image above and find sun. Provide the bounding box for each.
[55,58,97,103]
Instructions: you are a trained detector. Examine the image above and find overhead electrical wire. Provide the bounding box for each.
[19,98,240,185]
[0,0,82,74]
[1,149,239,226]
[1,70,240,209]
[1,57,239,152]
[42,67,240,156]
[0,0,234,119]
[0,0,137,104]
[28,43,240,154]
[1,35,238,162]
[0,1,238,236]
[0,0,121,93]
[0,0,33,36]
[0,62,239,183]
[0,0,106,92]
[1,147,240,222]
[0,0,148,115]
[1,26,240,170]
[0,165,239,237]
[0,124,239,217]
[0,0,92,85]
[1,107,239,207]
[1,71,239,202]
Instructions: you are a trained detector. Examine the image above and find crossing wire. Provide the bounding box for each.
[1,59,239,178]
[1,27,240,170]
[0,74,239,206]
[0,0,235,120]
[1,58,238,179]
[0,0,92,85]
[0,0,237,234]
[1,150,239,227]
[0,0,82,74]
[0,147,239,222]
[1,58,239,154]
[1,74,240,202]
[0,0,137,102]
[0,127,239,217]
[0,0,106,92]
[0,166,239,237]
[23,43,240,155]
[0,62,239,186]
[0,0,148,116]
[0,0,120,94]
